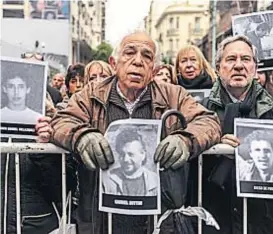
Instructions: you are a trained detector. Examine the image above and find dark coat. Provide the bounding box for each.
[50,77,221,234]
[0,137,77,234]
[47,84,63,106]
[199,79,273,234]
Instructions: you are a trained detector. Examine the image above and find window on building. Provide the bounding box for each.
[3,9,24,18]
[176,17,179,29]
[169,38,173,51]
[176,38,179,49]
[195,17,201,32]
[3,1,23,4]
[72,16,75,32]
[169,17,173,29]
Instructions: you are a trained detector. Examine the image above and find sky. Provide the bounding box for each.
[105,0,152,47]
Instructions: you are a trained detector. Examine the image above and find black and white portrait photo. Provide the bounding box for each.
[235,118,273,199]
[99,119,162,215]
[1,57,47,138]
[232,11,273,62]
[188,89,211,102]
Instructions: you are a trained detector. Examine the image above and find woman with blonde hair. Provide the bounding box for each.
[84,60,114,84]
[175,45,217,89]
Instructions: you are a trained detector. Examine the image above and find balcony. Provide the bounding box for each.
[89,1,94,7]
[190,28,204,36]
[167,28,179,37]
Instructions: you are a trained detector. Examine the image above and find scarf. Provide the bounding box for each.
[220,81,256,134]
[177,70,214,89]
[209,81,256,190]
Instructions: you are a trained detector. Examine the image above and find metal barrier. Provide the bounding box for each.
[1,142,242,234]
[1,142,67,234]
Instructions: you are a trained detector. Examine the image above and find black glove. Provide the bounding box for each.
[76,132,114,170]
[154,135,189,170]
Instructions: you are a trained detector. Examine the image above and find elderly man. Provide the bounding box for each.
[201,35,273,234]
[51,73,65,90]
[49,31,221,234]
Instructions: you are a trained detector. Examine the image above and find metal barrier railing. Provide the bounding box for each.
[1,142,67,234]
[1,142,239,234]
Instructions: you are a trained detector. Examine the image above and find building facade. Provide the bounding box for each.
[0,0,106,66]
[145,0,210,63]
[198,0,273,64]
[70,0,106,64]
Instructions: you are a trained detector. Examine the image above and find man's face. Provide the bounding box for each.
[68,76,84,94]
[119,140,146,176]
[52,74,64,89]
[116,32,155,91]
[250,140,273,174]
[218,41,256,90]
[3,77,30,108]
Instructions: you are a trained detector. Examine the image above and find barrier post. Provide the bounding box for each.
[15,153,21,234]
[243,198,247,234]
[61,153,67,234]
[198,154,203,234]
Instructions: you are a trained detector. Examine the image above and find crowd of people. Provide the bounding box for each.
[2,29,273,234]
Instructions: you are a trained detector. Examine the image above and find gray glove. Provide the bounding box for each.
[154,134,190,170]
[76,132,114,170]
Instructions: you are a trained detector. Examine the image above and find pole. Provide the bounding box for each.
[77,1,81,62]
[243,198,248,234]
[212,0,217,68]
[198,154,203,234]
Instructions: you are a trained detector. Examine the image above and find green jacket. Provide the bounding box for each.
[203,79,273,127]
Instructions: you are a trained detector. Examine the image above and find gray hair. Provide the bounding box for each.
[215,35,259,69]
[111,30,161,68]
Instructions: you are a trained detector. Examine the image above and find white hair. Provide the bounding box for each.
[216,35,259,69]
[111,29,161,68]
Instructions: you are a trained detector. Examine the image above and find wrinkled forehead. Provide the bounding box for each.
[54,76,64,81]
[223,41,253,56]
[120,33,155,53]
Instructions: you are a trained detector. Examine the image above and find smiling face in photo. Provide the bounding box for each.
[250,140,273,175]
[119,140,146,176]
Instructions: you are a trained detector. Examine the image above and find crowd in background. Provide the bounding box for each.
[2,29,273,234]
